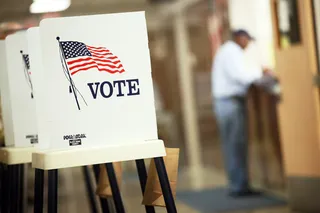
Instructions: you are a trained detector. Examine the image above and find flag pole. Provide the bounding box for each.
[56,37,81,110]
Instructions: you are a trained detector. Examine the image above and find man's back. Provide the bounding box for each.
[212,41,262,98]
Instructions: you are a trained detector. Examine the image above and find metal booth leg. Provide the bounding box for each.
[0,164,8,213]
[82,166,99,213]
[154,157,177,213]
[105,163,125,213]
[9,165,19,213]
[34,169,44,213]
[0,163,2,211]
[93,165,112,213]
[18,164,25,213]
[135,160,156,213]
[48,169,58,213]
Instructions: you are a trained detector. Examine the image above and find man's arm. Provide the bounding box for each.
[225,51,263,86]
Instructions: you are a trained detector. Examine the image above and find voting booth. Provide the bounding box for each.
[0,33,38,213]
[0,32,38,147]
[0,11,178,213]
[0,41,12,146]
[35,11,175,213]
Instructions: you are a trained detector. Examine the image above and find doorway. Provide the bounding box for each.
[271,0,320,211]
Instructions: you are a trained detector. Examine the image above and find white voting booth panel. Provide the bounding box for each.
[27,27,48,150]
[32,11,164,161]
[1,32,38,147]
[0,41,15,147]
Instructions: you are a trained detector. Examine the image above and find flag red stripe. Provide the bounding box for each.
[89,49,110,55]
[71,64,125,75]
[72,58,121,66]
[91,52,113,57]
[68,60,123,71]
[87,46,108,50]
[89,49,110,54]
[87,45,106,50]
[89,53,115,59]
[67,57,120,66]
[88,50,110,55]
[88,48,110,53]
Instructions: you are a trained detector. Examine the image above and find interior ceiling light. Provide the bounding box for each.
[30,0,71,14]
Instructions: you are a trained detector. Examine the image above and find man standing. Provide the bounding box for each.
[212,29,273,197]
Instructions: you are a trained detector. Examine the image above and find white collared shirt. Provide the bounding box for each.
[212,41,263,98]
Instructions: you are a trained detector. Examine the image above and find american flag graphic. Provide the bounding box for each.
[22,54,30,70]
[60,41,125,75]
[21,51,33,99]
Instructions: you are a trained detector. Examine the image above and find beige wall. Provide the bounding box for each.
[228,0,275,70]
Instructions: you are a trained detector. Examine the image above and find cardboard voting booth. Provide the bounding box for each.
[36,12,158,150]
[27,27,48,150]
[0,35,38,213]
[0,41,14,147]
[0,32,38,147]
[29,12,178,213]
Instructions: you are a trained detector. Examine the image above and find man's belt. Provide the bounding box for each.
[231,95,246,102]
[216,95,246,102]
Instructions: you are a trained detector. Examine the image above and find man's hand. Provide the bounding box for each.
[263,68,273,76]
[262,67,279,82]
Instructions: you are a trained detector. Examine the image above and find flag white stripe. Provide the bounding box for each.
[69,62,124,73]
[67,57,121,67]
[68,59,123,71]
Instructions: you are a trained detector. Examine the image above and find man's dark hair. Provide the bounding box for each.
[232,29,254,40]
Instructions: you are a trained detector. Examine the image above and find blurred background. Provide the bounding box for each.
[1,0,320,212]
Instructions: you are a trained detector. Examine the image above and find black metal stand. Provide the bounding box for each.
[0,164,8,213]
[93,164,112,213]
[105,163,125,213]
[18,164,25,213]
[6,165,21,213]
[33,165,120,213]
[8,165,15,213]
[154,157,177,213]
[34,169,44,213]
[0,163,26,213]
[48,170,58,213]
[82,166,99,213]
[32,157,177,213]
[135,160,156,213]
